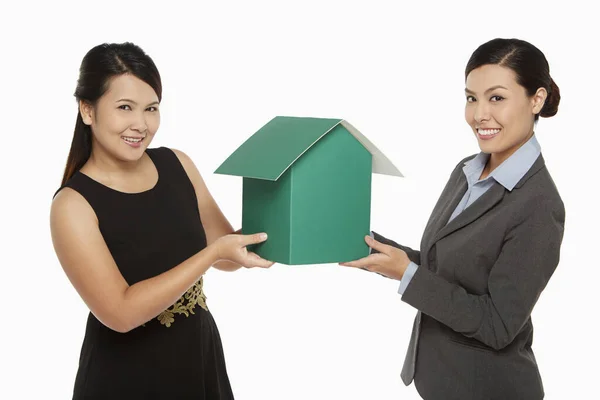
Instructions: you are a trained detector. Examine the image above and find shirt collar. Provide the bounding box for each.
[463,134,542,191]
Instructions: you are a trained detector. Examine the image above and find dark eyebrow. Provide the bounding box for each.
[116,98,160,107]
[465,85,508,95]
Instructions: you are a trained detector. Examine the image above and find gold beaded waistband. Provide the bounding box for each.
[155,277,208,328]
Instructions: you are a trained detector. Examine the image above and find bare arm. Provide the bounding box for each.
[172,148,243,272]
[50,188,267,333]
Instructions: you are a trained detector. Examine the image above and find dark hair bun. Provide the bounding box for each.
[540,78,560,118]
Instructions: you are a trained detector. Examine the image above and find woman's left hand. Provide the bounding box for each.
[339,235,411,281]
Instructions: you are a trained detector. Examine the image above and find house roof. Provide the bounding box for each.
[214,116,403,181]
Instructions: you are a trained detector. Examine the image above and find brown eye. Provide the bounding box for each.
[466,96,476,103]
[118,105,132,111]
[490,95,504,102]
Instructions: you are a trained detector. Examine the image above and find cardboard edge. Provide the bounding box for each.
[214,116,403,180]
[273,118,344,181]
[215,116,343,182]
[213,170,278,181]
[340,120,404,177]
[213,116,282,180]
[288,167,294,264]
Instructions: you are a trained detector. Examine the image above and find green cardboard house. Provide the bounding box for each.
[214,116,402,265]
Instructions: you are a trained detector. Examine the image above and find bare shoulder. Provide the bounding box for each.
[50,187,100,268]
[168,148,207,188]
[169,148,195,171]
[51,187,97,228]
[167,148,220,213]
[50,187,131,332]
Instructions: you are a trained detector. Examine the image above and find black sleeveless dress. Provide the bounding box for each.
[55,147,235,399]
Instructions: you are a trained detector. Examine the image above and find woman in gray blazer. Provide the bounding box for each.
[341,38,564,400]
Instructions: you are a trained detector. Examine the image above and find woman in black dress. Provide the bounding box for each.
[50,42,273,399]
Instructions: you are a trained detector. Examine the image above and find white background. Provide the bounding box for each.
[1,1,598,399]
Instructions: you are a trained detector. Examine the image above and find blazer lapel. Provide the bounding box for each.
[422,174,468,252]
[433,154,546,244]
[422,153,545,258]
[433,181,506,244]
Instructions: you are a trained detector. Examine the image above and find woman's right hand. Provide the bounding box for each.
[213,232,274,268]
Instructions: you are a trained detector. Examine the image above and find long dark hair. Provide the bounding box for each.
[465,38,560,121]
[61,42,162,186]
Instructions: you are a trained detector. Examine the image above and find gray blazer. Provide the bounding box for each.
[374,153,565,400]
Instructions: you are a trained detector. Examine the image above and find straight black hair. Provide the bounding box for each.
[465,38,560,121]
[61,42,162,186]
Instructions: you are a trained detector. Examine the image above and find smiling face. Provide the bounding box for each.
[80,73,160,163]
[465,64,546,166]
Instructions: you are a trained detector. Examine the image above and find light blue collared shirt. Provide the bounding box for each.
[393,134,542,295]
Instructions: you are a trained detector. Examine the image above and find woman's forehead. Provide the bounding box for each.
[465,64,519,92]
[103,74,158,101]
